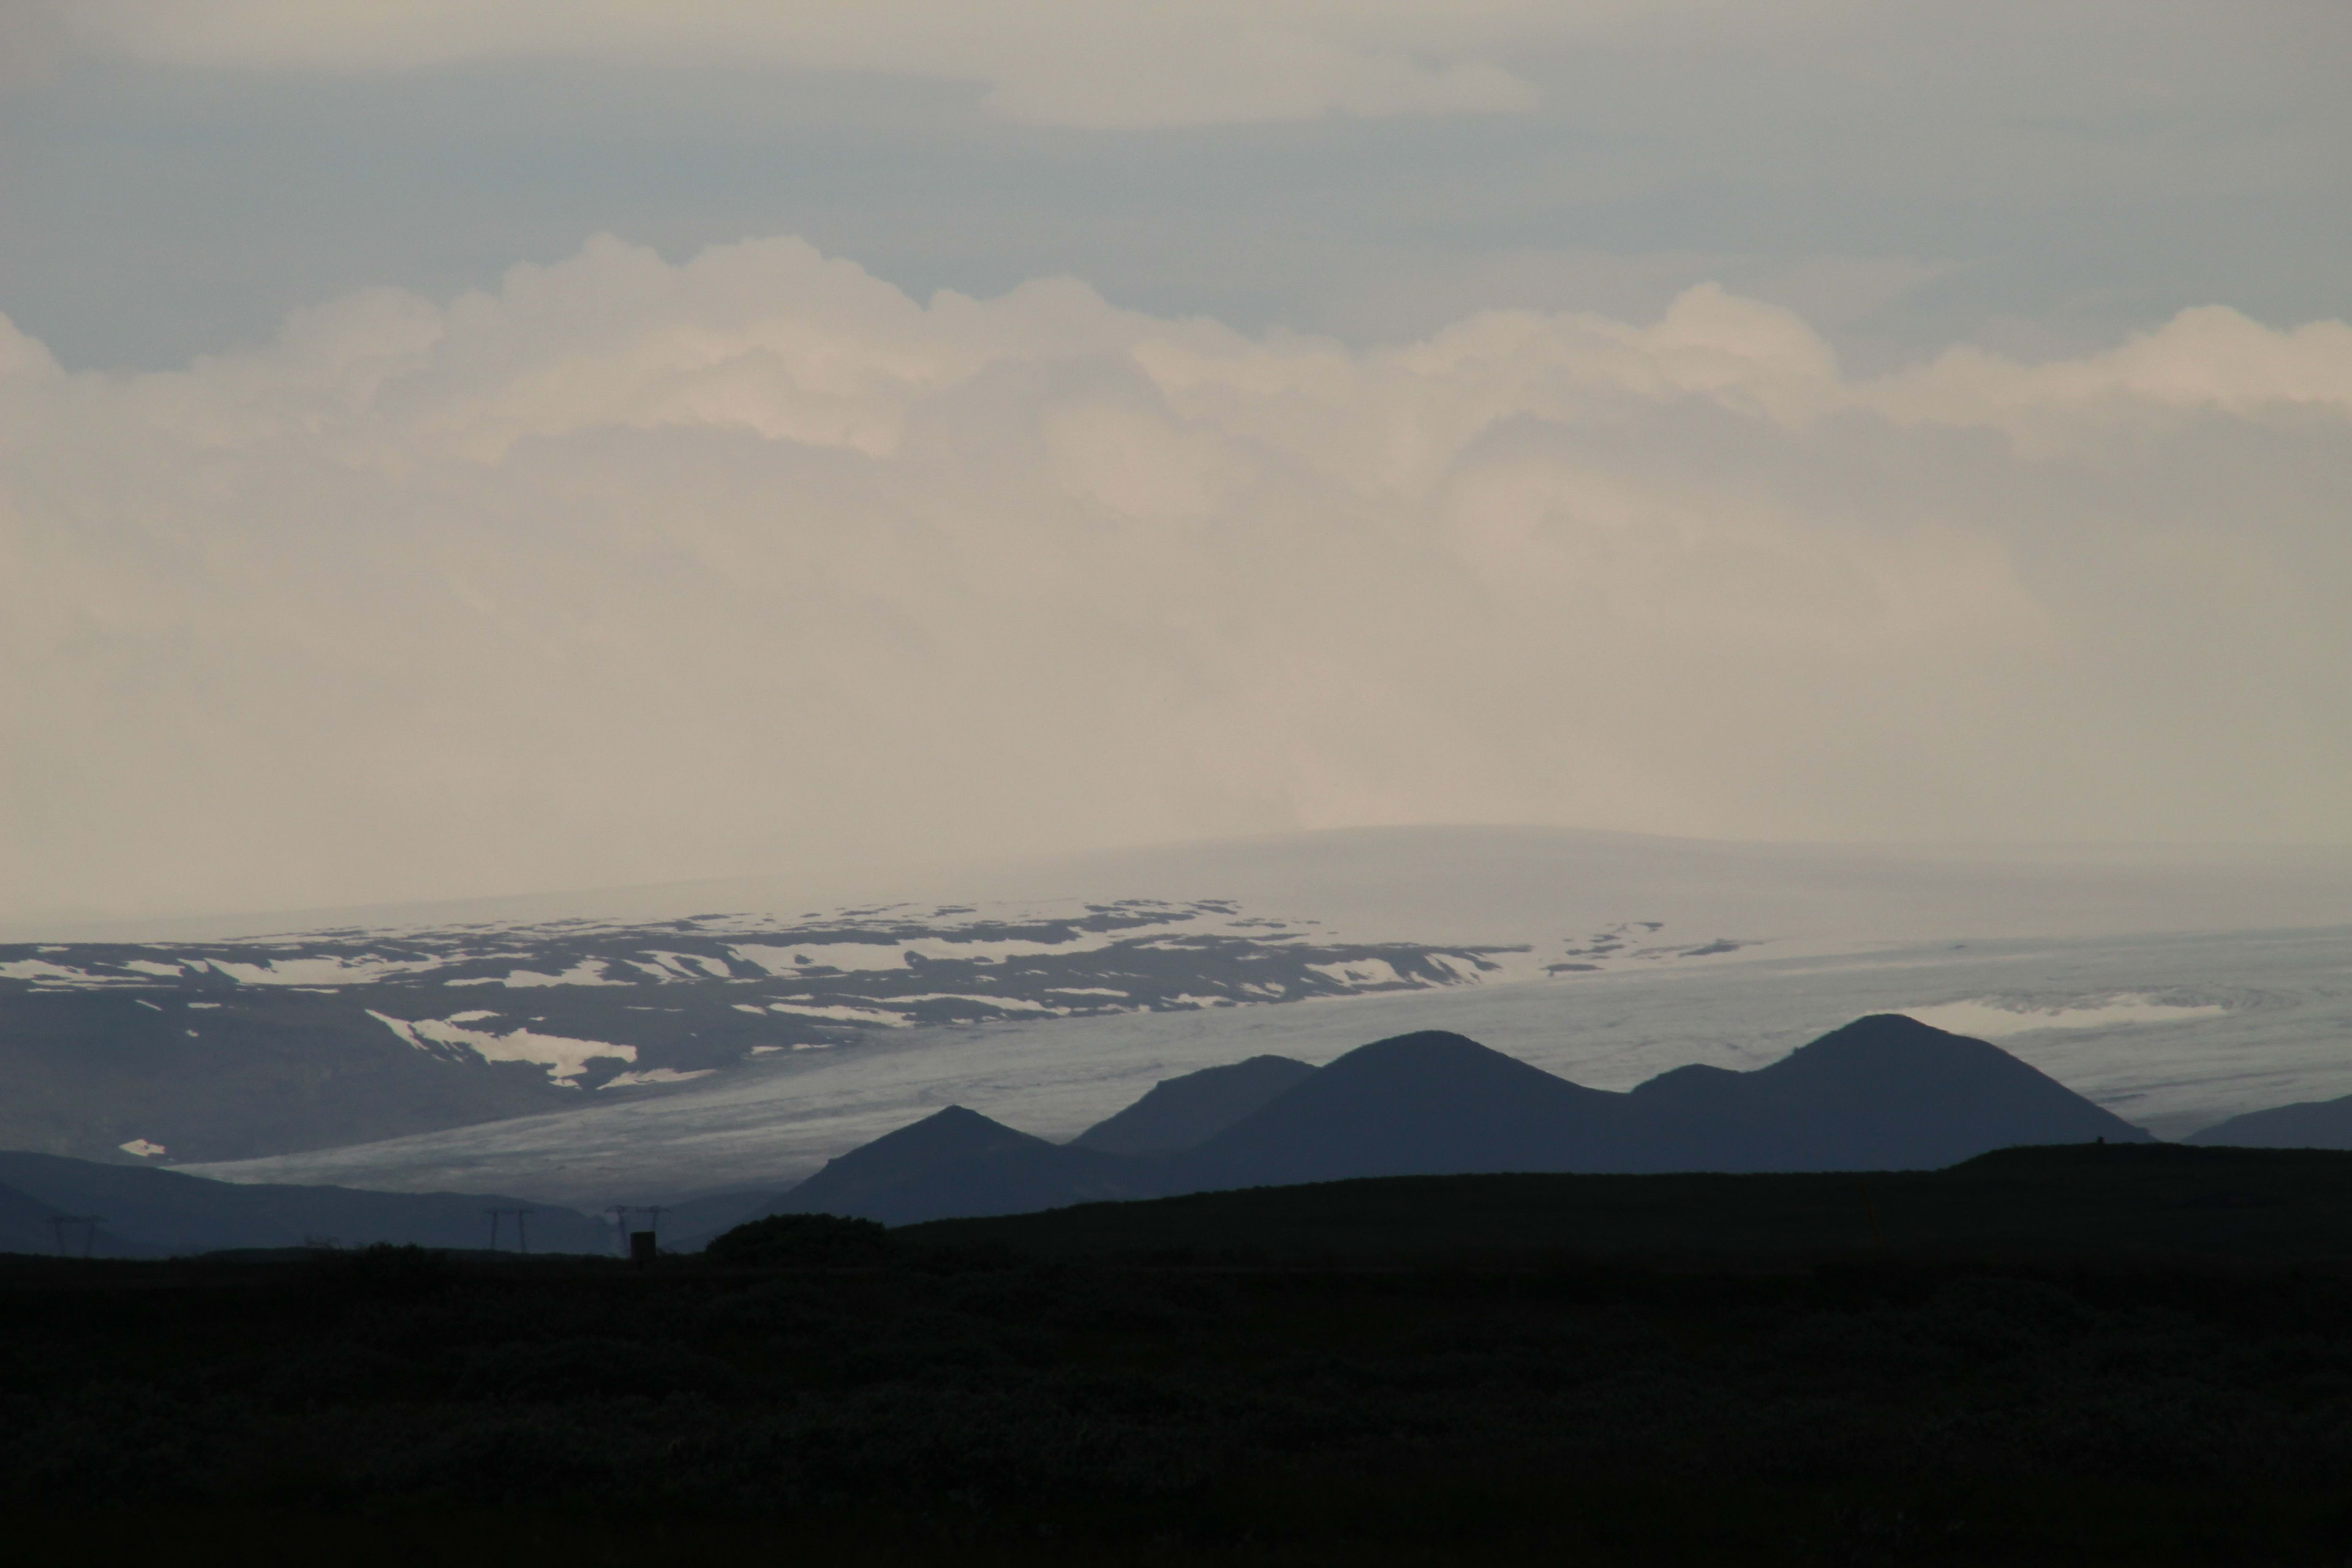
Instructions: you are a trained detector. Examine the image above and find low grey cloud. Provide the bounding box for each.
[2,234,2346,921]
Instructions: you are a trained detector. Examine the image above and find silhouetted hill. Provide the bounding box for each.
[743,1018,2154,1228]
[1628,1012,2150,1168]
[752,1106,1053,1221]
[0,1151,606,1255]
[1071,1055,1316,1156]
[2184,1091,2352,1148]
[646,1187,793,1254]
[1178,1031,1672,1187]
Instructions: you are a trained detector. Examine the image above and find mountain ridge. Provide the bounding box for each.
[741,1014,2152,1228]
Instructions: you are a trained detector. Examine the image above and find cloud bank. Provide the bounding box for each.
[2,234,2348,919]
[50,0,1595,126]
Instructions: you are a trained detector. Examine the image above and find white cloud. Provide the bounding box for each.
[2,233,2348,921]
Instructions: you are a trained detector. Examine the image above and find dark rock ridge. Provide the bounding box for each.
[1070,1054,1317,1156]
[2185,1092,2352,1149]
[1624,1013,2145,1171]
[774,1106,1057,1218]
[1178,1031,1665,1186]
[0,1150,608,1257]
[742,1015,2151,1228]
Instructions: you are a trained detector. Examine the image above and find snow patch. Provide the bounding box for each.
[208,956,443,986]
[1898,995,2232,1039]
[599,1068,717,1089]
[731,941,910,974]
[892,993,1067,1013]
[1307,959,1410,989]
[492,959,627,987]
[364,1009,635,1084]
[0,959,96,983]
[764,1002,913,1026]
[118,1139,167,1158]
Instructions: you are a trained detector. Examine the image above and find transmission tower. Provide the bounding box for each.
[482,1207,536,1253]
[48,1215,102,1258]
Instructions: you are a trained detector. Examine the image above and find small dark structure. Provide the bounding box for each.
[47,1215,101,1258]
[481,1207,534,1253]
[609,1204,666,1267]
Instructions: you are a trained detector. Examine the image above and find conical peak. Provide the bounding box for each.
[846,1104,1041,1161]
[1325,1031,1503,1070]
[1776,1012,1993,1065]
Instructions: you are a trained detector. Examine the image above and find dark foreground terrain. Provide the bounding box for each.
[13,1145,2352,1565]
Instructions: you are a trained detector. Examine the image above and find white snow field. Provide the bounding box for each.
[176,827,2352,1206]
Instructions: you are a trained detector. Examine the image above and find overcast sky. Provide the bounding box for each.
[2,1,2348,921]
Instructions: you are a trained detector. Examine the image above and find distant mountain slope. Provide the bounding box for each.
[1627,1014,2150,1169]
[1178,1031,1672,1187]
[2184,1093,2352,1149]
[753,1106,1055,1221]
[1071,1055,1316,1156]
[0,1178,156,1259]
[0,1152,607,1256]
[742,1017,2154,1228]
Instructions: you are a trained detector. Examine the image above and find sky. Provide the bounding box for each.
[1,1,2348,922]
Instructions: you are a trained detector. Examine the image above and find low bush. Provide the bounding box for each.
[704,1212,892,1267]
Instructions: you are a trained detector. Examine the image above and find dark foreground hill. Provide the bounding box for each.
[751,1015,2150,1227]
[17,1150,2352,1565]
[901,1142,2352,1266]
[0,1150,607,1257]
